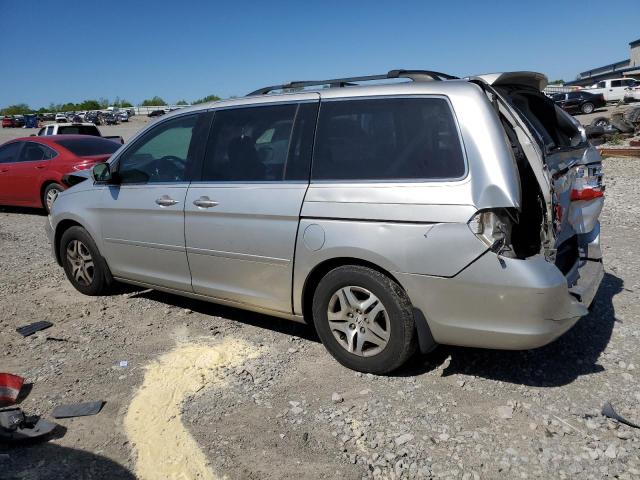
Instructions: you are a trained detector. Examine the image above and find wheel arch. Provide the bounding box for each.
[53,219,83,265]
[40,180,63,209]
[300,256,436,354]
[301,257,437,353]
[301,257,404,322]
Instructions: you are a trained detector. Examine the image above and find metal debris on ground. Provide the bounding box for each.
[0,407,58,442]
[15,321,53,337]
[602,402,640,429]
[52,400,105,419]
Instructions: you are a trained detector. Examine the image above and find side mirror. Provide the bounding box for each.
[92,163,113,183]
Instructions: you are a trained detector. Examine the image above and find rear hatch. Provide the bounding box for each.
[469,72,604,303]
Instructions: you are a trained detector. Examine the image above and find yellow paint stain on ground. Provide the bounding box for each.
[124,338,256,480]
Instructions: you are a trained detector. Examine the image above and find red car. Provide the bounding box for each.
[2,117,15,128]
[0,135,120,212]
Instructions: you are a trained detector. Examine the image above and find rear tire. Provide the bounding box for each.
[43,183,64,213]
[60,226,112,296]
[312,265,417,374]
[581,102,595,114]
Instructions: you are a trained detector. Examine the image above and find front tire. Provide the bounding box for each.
[43,183,64,213]
[60,226,111,296]
[312,265,417,374]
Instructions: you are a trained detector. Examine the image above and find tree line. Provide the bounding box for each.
[1,94,222,116]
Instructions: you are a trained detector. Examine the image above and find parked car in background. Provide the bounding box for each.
[585,78,638,102]
[103,113,119,125]
[552,91,606,114]
[147,109,166,117]
[624,83,640,102]
[47,70,604,374]
[0,135,120,212]
[85,112,102,125]
[118,111,129,122]
[37,123,124,144]
[2,116,15,128]
[55,113,67,123]
[13,116,25,128]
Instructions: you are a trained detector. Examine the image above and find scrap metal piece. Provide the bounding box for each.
[0,407,57,442]
[16,321,53,337]
[52,400,104,419]
[602,402,640,429]
[0,374,24,405]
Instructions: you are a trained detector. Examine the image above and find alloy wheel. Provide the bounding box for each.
[66,240,94,286]
[327,286,390,357]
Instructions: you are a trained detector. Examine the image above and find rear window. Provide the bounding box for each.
[312,98,465,181]
[56,138,121,156]
[496,86,583,151]
[57,125,100,136]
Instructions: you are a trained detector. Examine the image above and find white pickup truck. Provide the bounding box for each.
[37,123,124,144]
[584,78,639,102]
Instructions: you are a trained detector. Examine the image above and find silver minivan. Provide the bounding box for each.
[47,70,604,374]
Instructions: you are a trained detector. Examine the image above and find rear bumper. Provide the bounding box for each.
[398,250,602,350]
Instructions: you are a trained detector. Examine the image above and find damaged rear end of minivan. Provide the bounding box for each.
[456,72,605,348]
[403,72,605,351]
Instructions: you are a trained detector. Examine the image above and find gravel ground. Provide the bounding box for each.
[1,149,639,478]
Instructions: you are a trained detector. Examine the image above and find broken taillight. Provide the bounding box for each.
[467,209,514,255]
[571,164,604,202]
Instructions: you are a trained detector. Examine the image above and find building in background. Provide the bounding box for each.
[566,38,640,87]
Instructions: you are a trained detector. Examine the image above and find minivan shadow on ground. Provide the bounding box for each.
[1,443,135,480]
[141,289,319,342]
[399,272,622,387]
[140,272,621,388]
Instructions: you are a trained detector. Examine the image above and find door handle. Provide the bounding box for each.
[193,196,219,208]
[155,195,179,207]
[35,165,46,170]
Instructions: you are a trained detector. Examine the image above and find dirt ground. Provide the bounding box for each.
[1,119,640,479]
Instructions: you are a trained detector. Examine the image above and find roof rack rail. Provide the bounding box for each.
[247,69,459,96]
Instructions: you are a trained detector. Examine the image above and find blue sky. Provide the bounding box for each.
[0,0,638,108]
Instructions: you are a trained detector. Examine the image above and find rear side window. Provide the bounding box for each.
[611,80,622,88]
[57,125,100,136]
[19,142,57,161]
[57,138,121,156]
[202,103,298,181]
[312,98,465,181]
